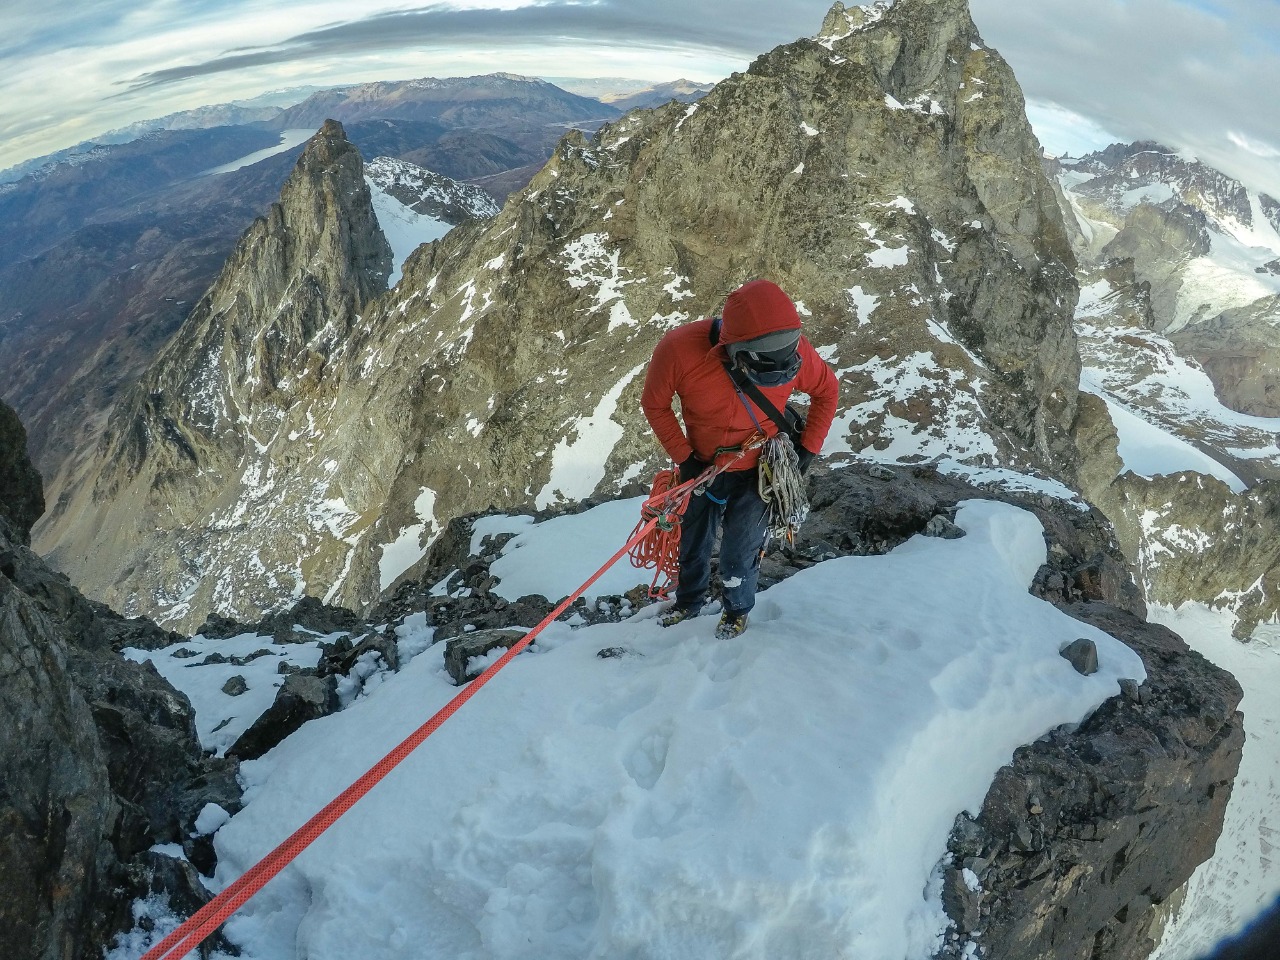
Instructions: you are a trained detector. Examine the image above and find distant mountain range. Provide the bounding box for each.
[0,74,632,501]
[4,2,1279,957]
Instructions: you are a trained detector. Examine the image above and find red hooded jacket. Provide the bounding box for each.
[641,280,840,472]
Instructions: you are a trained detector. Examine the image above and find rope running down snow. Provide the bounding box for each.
[137,472,716,960]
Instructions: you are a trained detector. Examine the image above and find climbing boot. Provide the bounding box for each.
[658,604,700,627]
[715,611,749,640]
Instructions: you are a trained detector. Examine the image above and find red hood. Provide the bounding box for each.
[720,279,802,344]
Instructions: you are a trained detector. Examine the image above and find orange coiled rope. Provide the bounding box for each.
[626,467,689,599]
[627,435,764,600]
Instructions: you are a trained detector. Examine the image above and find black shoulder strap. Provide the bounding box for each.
[708,316,722,345]
[724,361,794,435]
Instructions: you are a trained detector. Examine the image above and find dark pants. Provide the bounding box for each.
[675,468,769,616]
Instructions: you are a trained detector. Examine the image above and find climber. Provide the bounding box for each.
[640,279,839,639]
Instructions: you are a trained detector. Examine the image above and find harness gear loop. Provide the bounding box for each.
[758,433,810,547]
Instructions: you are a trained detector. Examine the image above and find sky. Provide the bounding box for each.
[1,0,1278,196]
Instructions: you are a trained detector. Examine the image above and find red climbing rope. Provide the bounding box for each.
[139,471,714,960]
[626,467,688,599]
[627,438,764,600]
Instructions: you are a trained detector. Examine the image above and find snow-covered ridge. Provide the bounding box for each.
[365,156,499,222]
[112,497,1144,960]
[365,157,499,287]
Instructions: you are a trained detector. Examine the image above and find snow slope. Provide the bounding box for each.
[367,180,452,287]
[110,498,1144,959]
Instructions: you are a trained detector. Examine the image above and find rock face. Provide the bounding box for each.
[0,400,44,542]
[938,604,1243,960]
[0,407,239,960]
[1169,294,1280,417]
[40,120,393,628]
[41,0,1081,630]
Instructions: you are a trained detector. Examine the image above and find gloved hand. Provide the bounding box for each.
[679,454,710,484]
[796,447,816,475]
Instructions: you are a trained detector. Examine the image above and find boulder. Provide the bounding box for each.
[444,628,528,685]
[937,604,1244,960]
[227,673,339,761]
[1060,637,1099,676]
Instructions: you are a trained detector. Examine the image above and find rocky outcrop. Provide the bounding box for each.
[369,464,1238,960]
[39,120,393,628]
[937,604,1243,960]
[0,400,43,542]
[227,673,338,761]
[42,0,1081,631]
[1100,203,1211,330]
[0,413,239,960]
[1168,294,1280,417]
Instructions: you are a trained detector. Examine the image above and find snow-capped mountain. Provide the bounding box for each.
[366,156,499,224]
[366,156,500,285]
[1046,142,1280,639]
[38,0,1083,634]
[1057,142,1280,415]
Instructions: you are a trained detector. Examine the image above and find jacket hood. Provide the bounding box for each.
[720,279,802,344]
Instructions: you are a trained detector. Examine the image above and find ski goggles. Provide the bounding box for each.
[726,329,802,386]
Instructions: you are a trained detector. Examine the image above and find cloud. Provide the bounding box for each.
[117,3,762,94]
[1,0,831,169]
[1228,131,1280,160]
[1,0,1277,200]
[969,0,1280,196]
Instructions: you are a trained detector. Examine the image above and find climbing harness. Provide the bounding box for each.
[626,438,764,600]
[723,369,810,546]
[758,433,810,546]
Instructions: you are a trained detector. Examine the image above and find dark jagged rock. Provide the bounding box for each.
[444,628,527,684]
[0,558,119,958]
[258,595,364,643]
[0,400,45,543]
[92,605,186,653]
[195,612,255,640]
[1060,637,1099,676]
[132,850,238,956]
[227,673,339,761]
[0,422,240,958]
[936,604,1244,960]
[222,675,249,696]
